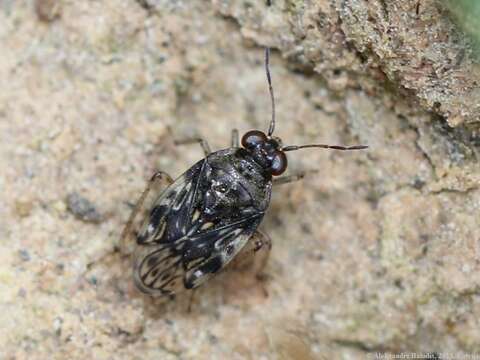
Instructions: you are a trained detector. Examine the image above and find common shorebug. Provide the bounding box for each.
[120,46,368,298]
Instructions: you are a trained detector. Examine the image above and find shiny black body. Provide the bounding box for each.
[133,148,273,295]
[198,148,272,222]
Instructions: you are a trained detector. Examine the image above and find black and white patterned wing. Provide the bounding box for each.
[135,165,201,247]
[133,242,185,296]
[132,149,272,296]
[180,213,263,290]
[132,160,205,296]
[133,213,263,295]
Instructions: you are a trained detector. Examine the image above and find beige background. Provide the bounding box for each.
[1,0,480,359]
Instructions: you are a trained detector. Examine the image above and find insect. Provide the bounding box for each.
[120,47,368,298]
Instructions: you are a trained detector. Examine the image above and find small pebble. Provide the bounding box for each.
[35,0,61,22]
[18,249,31,261]
[15,199,33,218]
[66,192,103,223]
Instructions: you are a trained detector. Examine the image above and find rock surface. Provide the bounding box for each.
[1,0,479,359]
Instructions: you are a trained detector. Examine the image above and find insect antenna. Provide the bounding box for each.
[265,0,275,137]
[264,0,367,153]
[265,47,276,137]
[282,144,368,152]
[264,46,368,152]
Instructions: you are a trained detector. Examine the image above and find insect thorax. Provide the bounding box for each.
[199,148,272,221]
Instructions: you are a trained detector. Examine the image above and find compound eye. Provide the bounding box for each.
[241,130,267,149]
[270,151,287,176]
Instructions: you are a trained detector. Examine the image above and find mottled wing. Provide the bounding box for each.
[134,213,262,295]
[133,242,185,296]
[120,172,174,256]
[180,213,263,290]
[132,160,204,296]
[132,152,268,296]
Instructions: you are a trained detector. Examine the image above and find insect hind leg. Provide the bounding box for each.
[120,171,173,255]
[187,289,196,313]
[174,137,211,156]
[251,230,272,281]
[228,230,272,295]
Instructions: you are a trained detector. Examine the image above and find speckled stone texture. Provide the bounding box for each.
[1,0,480,359]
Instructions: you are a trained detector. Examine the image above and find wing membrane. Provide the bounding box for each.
[133,213,263,296]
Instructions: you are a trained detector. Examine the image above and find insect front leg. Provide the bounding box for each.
[231,128,239,147]
[272,172,306,186]
[173,137,212,156]
[120,171,173,255]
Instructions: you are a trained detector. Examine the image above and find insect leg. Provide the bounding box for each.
[229,230,272,280]
[251,230,272,280]
[187,289,196,313]
[120,171,174,255]
[272,172,307,186]
[173,137,211,156]
[228,230,272,297]
[231,128,239,147]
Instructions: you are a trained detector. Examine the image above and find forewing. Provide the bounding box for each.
[136,160,204,245]
[133,213,263,296]
[120,172,173,255]
[181,213,263,289]
[131,161,204,296]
